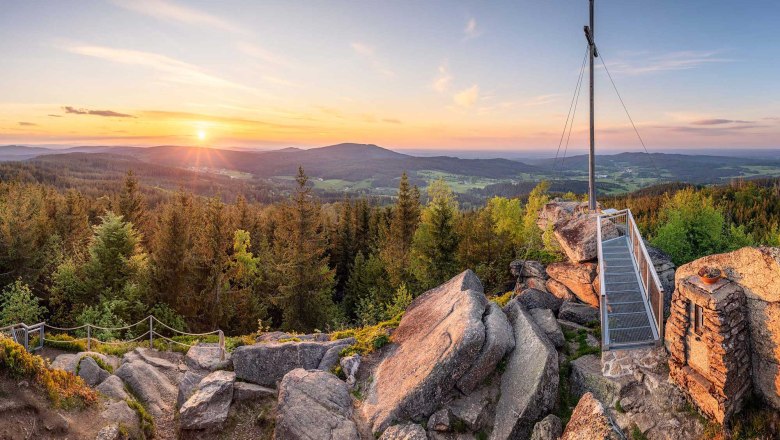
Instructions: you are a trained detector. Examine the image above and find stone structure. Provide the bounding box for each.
[665,276,751,424]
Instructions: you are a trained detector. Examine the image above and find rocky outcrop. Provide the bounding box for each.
[559,301,599,326]
[529,308,565,348]
[570,355,623,405]
[51,351,119,375]
[115,359,177,417]
[546,262,599,307]
[674,246,780,411]
[510,260,547,279]
[340,354,361,388]
[491,300,558,440]
[554,213,619,263]
[274,369,359,440]
[514,288,563,314]
[100,400,139,432]
[458,302,515,393]
[560,392,621,440]
[537,200,590,230]
[427,408,452,431]
[232,382,276,402]
[179,370,235,430]
[184,343,230,372]
[232,337,354,387]
[531,414,563,440]
[449,380,500,432]
[177,370,207,409]
[645,242,676,314]
[96,375,129,401]
[545,278,576,302]
[379,423,427,440]
[360,270,492,433]
[77,355,110,387]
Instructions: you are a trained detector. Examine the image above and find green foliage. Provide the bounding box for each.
[149,303,185,332]
[333,314,402,356]
[0,280,46,325]
[651,188,752,265]
[411,179,460,290]
[274,167,337,332]
[75,300,127,341]
[380,172,421,289]
[629,423,649,440]
[126,397,155,438]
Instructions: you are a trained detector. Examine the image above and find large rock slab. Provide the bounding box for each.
[529,308,565,348]
[95,375,129,401]
[274,369,358,440]
[379,424,428,440]
[570,354,624,405]
[100,400,139,432]
[115,360,177,417]
[514,288,563,314]
[457,302,515,393]
[531,414,563,440]
[491,301,559,440]
[179,370,235,430]
[360,270,489,433]
[553,213,619,263]
[232,337,354,387]
[510,260,547,279]
[177,370,207,409]
[546,262,599,307]
[545,278,576,302]
[559,301,600,326]
[50,351,118,374]
[537,201,590,230]
[232,381,276,402]
[185,343,230,372]
[560,392,621,440]
[77,355,110,387]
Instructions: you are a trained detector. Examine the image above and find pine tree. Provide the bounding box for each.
[411,179,460,290]
[83,211,147,298]
[381,172,421,288]
[197,197,234,328]
[273,167,336,332]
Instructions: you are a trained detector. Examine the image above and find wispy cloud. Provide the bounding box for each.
[48,114,62,118]
[236,42,294,69]
[605,50,732,75]
[524,94,560,106]
[691,118,752,125]
[64,44,259,93]
[351,42,394,78]
[432,65,452,93]
[63,106,135,118]
[464,18,481,39]
[454,85,480,108]
[111,0,246,34]
[18,122,38,126]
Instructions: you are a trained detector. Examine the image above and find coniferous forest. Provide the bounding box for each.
[2,164,779,337]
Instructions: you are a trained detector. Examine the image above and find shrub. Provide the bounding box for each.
[126,397,155,438]
[0,335,97,408]
[333,313,403,356]
[0,280,47,326]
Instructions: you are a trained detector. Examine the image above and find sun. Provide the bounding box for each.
[197,129,206,141]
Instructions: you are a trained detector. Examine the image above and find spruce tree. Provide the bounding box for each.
[332,197,355,292]
[273,167,336,332]
[118,170,147,232]
[411,179,460,290]
[381,172,421,288]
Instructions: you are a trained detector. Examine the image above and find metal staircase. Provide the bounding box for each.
[597,209,664,350]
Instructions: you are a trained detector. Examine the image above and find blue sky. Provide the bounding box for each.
[0,0,777,152]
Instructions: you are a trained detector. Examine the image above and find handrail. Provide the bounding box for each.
[597,208,665,349]
[627,210,665,295]
[596,215,609,347]
[2,315,225,360]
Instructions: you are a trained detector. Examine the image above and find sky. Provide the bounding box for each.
[0,0,778,154]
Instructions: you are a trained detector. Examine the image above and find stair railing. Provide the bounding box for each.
[597,208,665,349]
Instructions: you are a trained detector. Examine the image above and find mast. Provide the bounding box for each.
[584,0,598,211]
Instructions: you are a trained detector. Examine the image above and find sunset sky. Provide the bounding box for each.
[1,0,778,153]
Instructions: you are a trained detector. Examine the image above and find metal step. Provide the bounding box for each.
[609,312,651,329]
[609,326,654,344]
[606,301,647,314]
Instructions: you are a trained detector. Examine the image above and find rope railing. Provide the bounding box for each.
[4,315,225,360]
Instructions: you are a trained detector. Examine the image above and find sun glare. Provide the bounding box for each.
[197,130,206,141]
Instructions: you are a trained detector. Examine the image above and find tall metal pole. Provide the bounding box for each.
[588,0,597,211]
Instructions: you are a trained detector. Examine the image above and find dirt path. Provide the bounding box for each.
[0,375,106,440]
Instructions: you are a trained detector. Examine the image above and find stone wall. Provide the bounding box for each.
[665,276,752,424]
[674,247,780,410]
